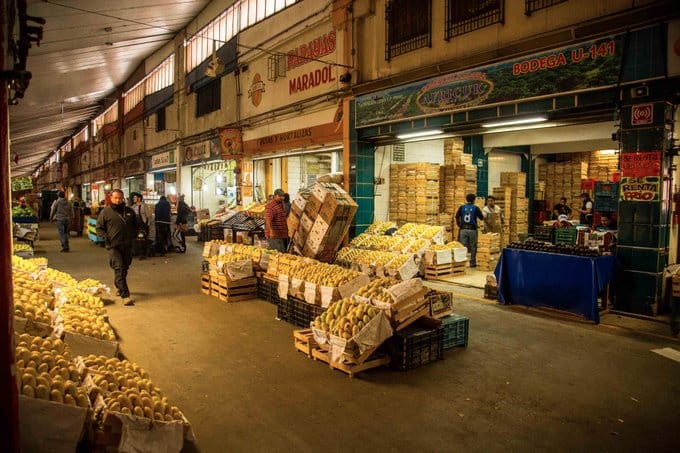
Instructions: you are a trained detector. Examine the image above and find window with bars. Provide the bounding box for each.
[385,0,431,61]
[445,0,504,40]
[525,0,567,15]
[196,79,221,117]
[184,0,298,74]
[145,55,174,96]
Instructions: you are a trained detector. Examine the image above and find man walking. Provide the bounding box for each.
[96,189,137,305]
[131,192,152,259]
[264,188,288,252]
[455,193,484,268]
[50,191,74,252]
[154,196,171,256]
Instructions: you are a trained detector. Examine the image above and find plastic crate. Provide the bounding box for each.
[278,296,325,328]
[257,277,278,305]
[594,182,619,197]
[276,296,293,324]
[533,225,554,243]
[441,314,469,349]
[594,196,618,212]
[554,227,577,245]
[387,322,444,371]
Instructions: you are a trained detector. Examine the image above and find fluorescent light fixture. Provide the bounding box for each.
[599,149,617,155]
[124,176,137,180]
[94,180,105,184]
[481,122,558,134]
[396,129,444,140]
[401,132,458,144]
[482,117,547,128]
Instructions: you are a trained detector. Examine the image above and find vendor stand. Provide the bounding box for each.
[220,212,265,244]
[494,248,617,323]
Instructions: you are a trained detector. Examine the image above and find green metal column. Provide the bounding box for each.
[464,136,485,196]
[616,97,673,315]
[348,102,375,236]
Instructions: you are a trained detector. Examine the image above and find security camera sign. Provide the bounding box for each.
[620,176,660,201]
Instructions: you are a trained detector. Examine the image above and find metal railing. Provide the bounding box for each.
[385,0,432,61]
[445,0,504,40]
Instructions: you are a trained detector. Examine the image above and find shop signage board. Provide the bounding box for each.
[151,150,175,169]
[631,104,653,126]
[184,138,221,164]
[123,157,146,175]
[219,128,243,159]
[11,177,33,191]
[243,121,342,155]
[620,176,660,202]
[356,32,627,127]
[621,151,661,177]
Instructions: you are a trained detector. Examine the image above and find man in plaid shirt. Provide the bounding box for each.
[264,188,289,252]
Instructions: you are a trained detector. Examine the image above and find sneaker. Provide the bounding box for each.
[122,297,135,306]
[60,248,69,252]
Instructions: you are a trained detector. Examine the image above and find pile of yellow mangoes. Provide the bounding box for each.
[15,333,89,407]
[421,225,444,240]
[42,267,77,287]
[336,248,399,267]
[395,223,417,236]
[60,287,106,314]
[29,257,48,267]
[427,241,465,251]
[13,242,33,252]
[76,278,106,293]
[364,221,397,235]
[59,304,115,341]
[354,277,399,300]
[12,255,40,273]
[289,262,361,287]
[83,355,184,422]
[391,238,413,252]
[404,238,430,254]
[313,298,380,339]
[386,253,411,269]
[13,272,55,323]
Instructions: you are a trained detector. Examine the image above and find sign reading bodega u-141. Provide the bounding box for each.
[356,33,625,127]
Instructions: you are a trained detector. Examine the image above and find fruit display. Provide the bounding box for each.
[385,253,412,269]
[266,253,309,277]
[364,221,397,235]
[15,333,89,407]
[507,239,600,257]
[12,206,34,217]
[289,262,362,287]
[391,238,414,252]
[427,241,464,251]
[354,234,402,251]
[13,242,33,253]
[335,247,400,267]
[76,278,109,294]
[395,223,417,236]
[313,298,380,339]
[28,257,48,267]
[12,255,40,274]
[354,277,399,301]
[42,267,78,287]
[420,225,444,241]
[349,234,369,247]
[59,287,106,315]
[58,304,116,341]
[82,355,185,422]
[404,238,429,254]
[13,272,55,323]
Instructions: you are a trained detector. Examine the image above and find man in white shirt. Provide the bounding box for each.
[482,196,504,234]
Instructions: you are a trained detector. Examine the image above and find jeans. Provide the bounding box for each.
[57,219,70,250]
[459,228,478,266]
[109,246,133,298]
[268,238,287,252]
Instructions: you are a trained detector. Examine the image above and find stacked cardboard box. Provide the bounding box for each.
[389,163,440,224]
[477,233,501,271]
[499,172,528,243]
[443,138,470,166]
[288,183,358,263]
[491,186,512,247]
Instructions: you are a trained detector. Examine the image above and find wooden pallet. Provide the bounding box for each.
[210,276,257,302]
[200,274,211,295]
[424,262,466,280]
[293,329,390,378]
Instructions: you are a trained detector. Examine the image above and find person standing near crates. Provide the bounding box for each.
[50,191,74,252]
[579,193,594,226]
[482,196,504,234]
[456,193,484,268]
[264,189,289,252]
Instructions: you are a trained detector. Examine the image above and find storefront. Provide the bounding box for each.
[352,22,677,316]
[122,156,148,199]
[146,147,178,206]
[180,137,237,215]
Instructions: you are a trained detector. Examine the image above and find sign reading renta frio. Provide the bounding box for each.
[620,176,660,202]
[356,33,627,127]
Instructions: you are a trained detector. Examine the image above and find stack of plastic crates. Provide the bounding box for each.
[441,314,469,349]
[533,225,554,243]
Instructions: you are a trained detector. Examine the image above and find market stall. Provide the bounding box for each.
[494,247,617,323]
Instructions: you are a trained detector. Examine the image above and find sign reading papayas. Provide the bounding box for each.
[620,176,660,201]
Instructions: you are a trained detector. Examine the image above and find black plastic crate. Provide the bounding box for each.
[257,277,279,305]
[533,225,554,243]
[441,314,469,349]
[277,296,326,328]
[276,296,293,324]
[387,320,444,371]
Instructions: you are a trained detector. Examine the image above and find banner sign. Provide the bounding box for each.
[151,150,175,169]
[184,138,221,164]
[621,151,661,177]
[356,33,625,128]
[620,176,660,202]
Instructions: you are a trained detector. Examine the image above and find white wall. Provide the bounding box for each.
[403,140,445,164]
[287,155,302,197]
[487,150,522,191]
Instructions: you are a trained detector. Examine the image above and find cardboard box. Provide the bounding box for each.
[303,193,322,219]
[196,209,210,221]
[291,192,310,218]
[299,213,315,234]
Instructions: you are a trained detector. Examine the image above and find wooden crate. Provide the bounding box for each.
[672,276,680,297]
[293,329,390,378]
[210,276,257,302]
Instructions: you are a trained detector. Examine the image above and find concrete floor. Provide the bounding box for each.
[28,223,680,452]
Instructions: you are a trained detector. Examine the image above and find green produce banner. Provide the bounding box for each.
[356,33,625,128]
[620,176,660,202]
[11,177,33,191]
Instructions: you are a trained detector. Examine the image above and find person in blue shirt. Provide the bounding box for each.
[455,193,484,268]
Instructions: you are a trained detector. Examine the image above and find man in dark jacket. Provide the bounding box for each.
[96,189,137,305]
[154,196,171,256]
[455,193,484,268]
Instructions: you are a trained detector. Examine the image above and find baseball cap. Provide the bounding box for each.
[274,189,285,196]
[558,214,569,222]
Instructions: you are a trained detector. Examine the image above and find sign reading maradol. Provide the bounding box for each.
[620,176,660,202]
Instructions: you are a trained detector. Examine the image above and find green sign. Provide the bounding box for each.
[356,33,625,128]
[11,177,33,191]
